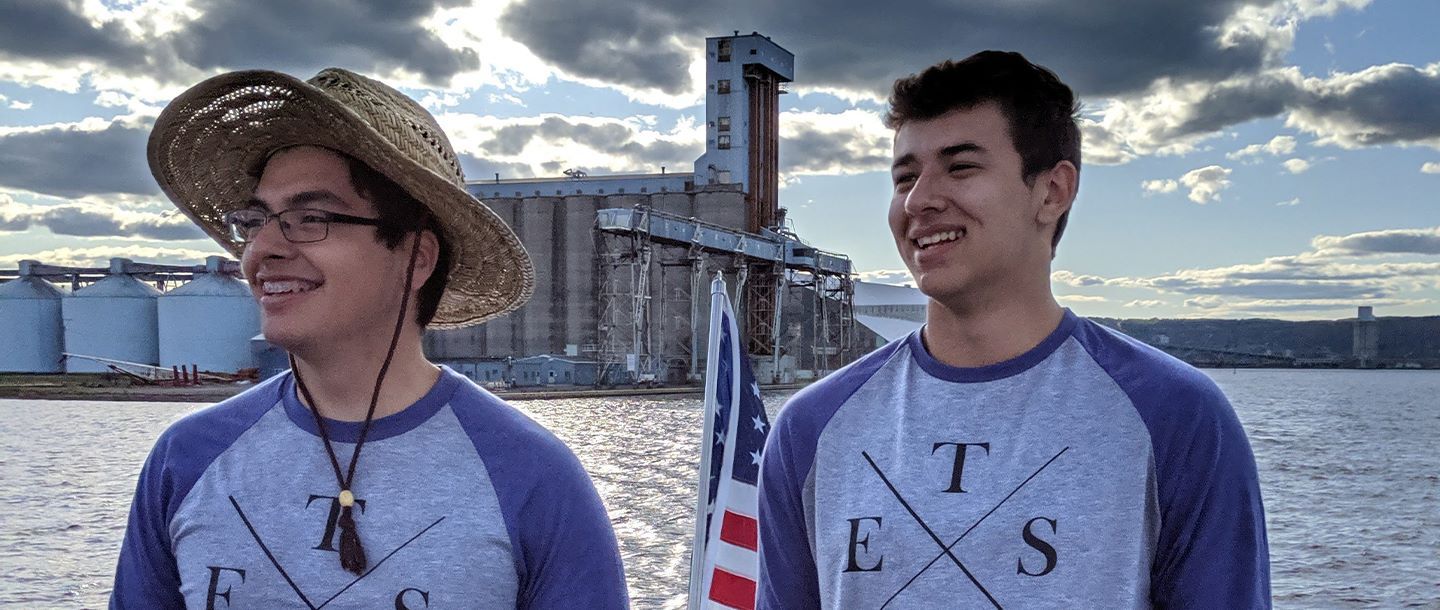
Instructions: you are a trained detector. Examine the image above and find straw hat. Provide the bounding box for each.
[148,68,534,329]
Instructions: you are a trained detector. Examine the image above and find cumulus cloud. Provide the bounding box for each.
[436,112,702,178]
[779,109,891,177]
[0,0,484,93]
[1227,134,1297,160]
[1051,225,1440,314]
[496,0,1315,100]
[1282,158,1311,173]
[1422,162,1440,174]
[1141,179,1179,195]
[169,0,478,87]
[856,269,914,285]
[0,197,204,240]
[1179,165,1233,203]
[0,117,156,197]
[1057,294,1108,304]
[1124,299,1166,308]
[1089,60,1440,163]
[0,245,223,268]
[1286,62,1440,148]
[1310,226,1440,257]
[1051,270,1114,287]
[436,108,890,181]
[0,0,151,69]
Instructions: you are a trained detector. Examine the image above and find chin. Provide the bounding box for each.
[259,319,313,354]
[913,269,969,303]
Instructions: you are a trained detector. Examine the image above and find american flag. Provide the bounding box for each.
[690,277,770,610]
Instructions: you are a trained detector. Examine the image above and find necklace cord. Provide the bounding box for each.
[287,229,424,574]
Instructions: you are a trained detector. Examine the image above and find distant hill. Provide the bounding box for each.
[1089,316,1440,364]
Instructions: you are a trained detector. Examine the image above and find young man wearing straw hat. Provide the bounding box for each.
[757,52,1268,608]
[111,68,627,608]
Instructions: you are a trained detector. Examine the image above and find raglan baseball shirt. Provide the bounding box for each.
[110,366,628,609]
[757,310,1269,609]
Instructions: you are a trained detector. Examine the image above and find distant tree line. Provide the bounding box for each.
[1091,316,1440,361]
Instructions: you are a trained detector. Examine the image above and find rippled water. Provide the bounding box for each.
[0,370,1436,608]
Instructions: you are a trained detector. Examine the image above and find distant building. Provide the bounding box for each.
[852,281,927,347]
[1352,306,1379,367]
[854,281,928,322]
[512,355,601,387]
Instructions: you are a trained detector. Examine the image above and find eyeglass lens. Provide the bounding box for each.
[228,210,330,243]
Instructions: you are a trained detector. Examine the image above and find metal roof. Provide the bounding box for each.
[69,274,163,298]
[163,272,252,297]
[853,281,928,306]
[855,314,923,342]
[0,276,64,299]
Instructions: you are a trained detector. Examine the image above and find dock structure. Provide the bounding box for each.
[593,206,853,385]
[424,32,861,384]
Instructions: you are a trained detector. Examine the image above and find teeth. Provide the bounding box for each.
[916,230,961,248]
[262,280,319,295]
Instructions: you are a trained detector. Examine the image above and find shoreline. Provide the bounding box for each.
[0,374,813,403]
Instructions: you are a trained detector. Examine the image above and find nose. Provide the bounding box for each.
[902,168,948,217]
[241,214,296,263]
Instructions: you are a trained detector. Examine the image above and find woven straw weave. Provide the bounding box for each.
[147,68,534,329]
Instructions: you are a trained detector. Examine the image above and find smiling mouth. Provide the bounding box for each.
[914,228,966,249]
[260,279,322,295]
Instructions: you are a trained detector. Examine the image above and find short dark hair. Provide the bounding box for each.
[885,51,1081,252]
[344,155,452,327]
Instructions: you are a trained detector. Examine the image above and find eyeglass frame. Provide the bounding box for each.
[222,207,386,244]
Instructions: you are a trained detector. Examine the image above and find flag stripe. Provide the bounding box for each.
[719,510,758,551]
[713,541,759,579]
[709,568,758,610]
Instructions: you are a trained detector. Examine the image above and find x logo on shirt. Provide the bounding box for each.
[228,496,445,609]
[861,447,1069,609]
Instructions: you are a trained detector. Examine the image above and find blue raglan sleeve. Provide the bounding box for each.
[1146,377,1270,608]
[512,445,628,609]
[756,339,905,610]
[110,437,184,609]
[109,380,283,610]
[449,382,628,609]
[756,401,822,610]
[1078,322,1270,608]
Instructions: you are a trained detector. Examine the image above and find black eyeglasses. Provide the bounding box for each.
[223,208,385,244]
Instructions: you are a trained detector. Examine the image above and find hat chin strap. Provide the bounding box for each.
[290,231,424,575]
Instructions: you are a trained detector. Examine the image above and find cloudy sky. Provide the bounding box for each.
[1,0,1437,320]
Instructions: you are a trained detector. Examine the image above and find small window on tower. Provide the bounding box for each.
[717,79,731,94]
[717,134,731,149]
[718,39,732,62]
[717,116,731,132]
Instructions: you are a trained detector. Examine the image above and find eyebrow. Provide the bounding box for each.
[246,190,348,211]
[891,141,988,171]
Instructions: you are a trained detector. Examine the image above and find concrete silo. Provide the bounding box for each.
[159,256,259,373]
[0,260,66,373]
[62,258,162,373]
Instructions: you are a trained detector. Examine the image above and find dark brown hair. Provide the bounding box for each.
[345,155,452,327]
[885,51,1082,252]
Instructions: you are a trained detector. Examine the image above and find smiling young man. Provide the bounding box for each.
[111,68,627,608]
[757,52,1270,608]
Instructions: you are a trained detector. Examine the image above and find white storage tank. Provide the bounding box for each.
[62,258,162,373]
[159,256,259,372]
[0,260,66,373]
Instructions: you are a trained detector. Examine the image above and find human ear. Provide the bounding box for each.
[1035,160,1078,226]
[411,229,441,291]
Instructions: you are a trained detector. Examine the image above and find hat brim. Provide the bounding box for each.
[147,70,534,329]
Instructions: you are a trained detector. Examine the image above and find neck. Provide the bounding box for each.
[922,270,1065,368]
[290,331,439,422]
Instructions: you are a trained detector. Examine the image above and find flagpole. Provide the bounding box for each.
[688,272,729,610]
